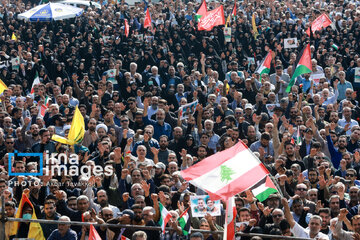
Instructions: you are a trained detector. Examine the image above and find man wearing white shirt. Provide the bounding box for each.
[338,107,359,135]
[282,198,330,240]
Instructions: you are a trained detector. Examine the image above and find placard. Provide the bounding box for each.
[355,67,360,83]
[179,100,198,120]
[224,27,231,42]
[310,73,325,85]
[190,195,221,217]
[284,38,298,49]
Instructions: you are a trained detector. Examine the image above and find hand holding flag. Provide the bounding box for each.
[51,106,85,145]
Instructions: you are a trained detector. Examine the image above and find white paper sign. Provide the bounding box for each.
[284,38,298,48]
[310,73,325,85]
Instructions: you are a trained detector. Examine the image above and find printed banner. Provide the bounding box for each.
[179,100,198,120]
[190,195,221,217]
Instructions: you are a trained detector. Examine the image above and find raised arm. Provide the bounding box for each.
[282,197,295,228]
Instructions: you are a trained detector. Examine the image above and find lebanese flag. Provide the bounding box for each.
[198,5,225,31]
[144,9,151,28]
[159,203,172,233]
[31,72,40,94]
[89,225,102,240]
[251,175,278,202]
[255,50,272,81]
[223,197,236,240]
[286,44,312,92]
[181,141,269,200]
[124,19,129,37]
[306,13,332,36]
[195,0,207,22]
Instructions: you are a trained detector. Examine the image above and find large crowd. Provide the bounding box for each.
[2,0,360,239]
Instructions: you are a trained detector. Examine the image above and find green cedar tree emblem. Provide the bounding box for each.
[220,165,235,183]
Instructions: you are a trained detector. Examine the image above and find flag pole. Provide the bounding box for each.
[237,139,284,198]
[268,174,284,198]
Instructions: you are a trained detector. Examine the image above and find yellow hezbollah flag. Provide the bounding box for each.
[11,33,17,41]
[52,106,85,145]
[0,79,7,95]
[252,13,259,39]
[10,193,45,240]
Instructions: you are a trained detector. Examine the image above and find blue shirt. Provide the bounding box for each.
[143,116,173,141]
[47,229,78,240]
[337,81,353,101]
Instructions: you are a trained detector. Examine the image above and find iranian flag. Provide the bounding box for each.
[251,175,278,202]
[223,197,236,240]
[286,44,312,93]
[31,72,40,94]
[198,5,225,31]
[255,50,272,81]
[306,13,332,36]
[144,9,152,28]
[159,203,172,233]
[181,141,269,200]
[195,0,207,22]
[178,208,191,236]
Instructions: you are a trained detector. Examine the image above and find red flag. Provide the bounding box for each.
[89,225,102,240]
[124,19,129,37]
[38,104,47,118]
[198,5,225,31]
[144,9,151,29]
[306,13,332,36]
[224,197,236,240]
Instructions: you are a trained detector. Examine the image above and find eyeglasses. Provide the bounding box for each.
[330,202,340,205]
[346,174,355,177]
[113,95,119,97]
[6,142,14,144]
[272,214,283,218]
[296,188,307,191]
[145,131,152,134]
[121,120,129,123]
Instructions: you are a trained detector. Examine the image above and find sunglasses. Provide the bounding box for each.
[296,188,307,191]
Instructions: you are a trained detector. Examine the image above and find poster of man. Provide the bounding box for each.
[190,195,221,217]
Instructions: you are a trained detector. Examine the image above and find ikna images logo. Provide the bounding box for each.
[8,151,114,178]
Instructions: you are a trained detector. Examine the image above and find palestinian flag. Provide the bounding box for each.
[195,0,207,22]
[332,44,338,51]
[251,175,278,202]
[255,50,272,81]
[231,0,237,20]
[286,44,312,93]
[159,203,172,233]
[296,127,302,145]
[178,208,191,236]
